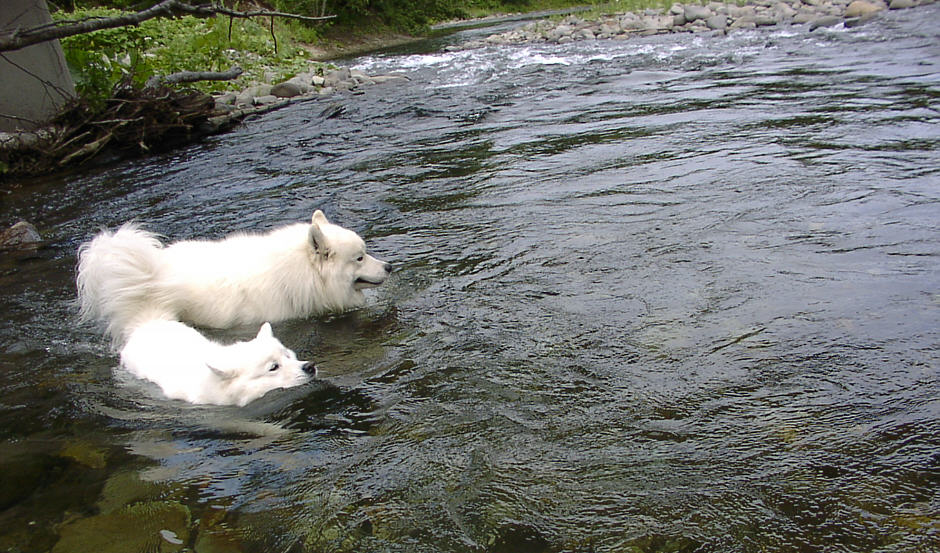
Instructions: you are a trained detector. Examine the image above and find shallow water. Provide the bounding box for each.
[1,5,938,552]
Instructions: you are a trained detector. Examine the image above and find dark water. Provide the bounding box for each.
[1,5,938,552]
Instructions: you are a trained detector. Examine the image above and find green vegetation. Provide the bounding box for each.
[55,7,318,103]
[54,0,667,104]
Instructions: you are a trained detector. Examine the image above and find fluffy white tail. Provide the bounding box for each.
[76,223,167,343]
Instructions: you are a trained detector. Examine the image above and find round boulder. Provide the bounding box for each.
[0,221,40,250]
[684,5,713,22]
[271,82,303,98]
[844,0,883,17]
[706,14,728,29]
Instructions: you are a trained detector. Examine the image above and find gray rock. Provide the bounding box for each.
[730,17,758,28]
[244,84,272,98]
[755,15,780,26]
[889,0,914,8]
[547,24,574,41]
[774,2,798,18]
[728,5,756,18]
[234,91,253,107]
[646,15,675,29]
[271,82,303,98]
[214,92,236,106]
[706,14,728,29]
[286,75,312,93]
[575,28,597,40]
[0,221,40,249]
[252,94,279,105]
[333,80,356,91]
[371,74,410,84]
[621,15,647,30]
[793,10,818,23]
[350,70,375,86]
[684,4,713,21]
[323,68,351,87]
[844,13,877,26]
[809,15,843,29]
[844,0,883,17]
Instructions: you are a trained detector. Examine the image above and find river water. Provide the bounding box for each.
[1,5,938,552]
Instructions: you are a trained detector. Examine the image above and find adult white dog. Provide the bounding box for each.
[121,320,316,406]
[77,210,391,343]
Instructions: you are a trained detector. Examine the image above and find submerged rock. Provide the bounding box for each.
[52,501,191,553]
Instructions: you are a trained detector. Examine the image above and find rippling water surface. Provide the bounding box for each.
[1,6,938,552]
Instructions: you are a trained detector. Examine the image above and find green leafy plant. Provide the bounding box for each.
[56,8,321,102]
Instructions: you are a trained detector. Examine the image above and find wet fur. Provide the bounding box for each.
[77,210,391,344]
[120,320,315,406]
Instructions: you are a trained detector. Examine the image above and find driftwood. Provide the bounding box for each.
[145,66,244,89]
[0,84,216,176]
[0,0,335,53]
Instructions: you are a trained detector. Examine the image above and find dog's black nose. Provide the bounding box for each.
[302,362,317,375]
[384,262,393,273]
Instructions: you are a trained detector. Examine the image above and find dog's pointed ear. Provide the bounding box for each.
[206,362,236,380]
[312,210,330,226]
[309,210,331,256]
[256,322,273,340]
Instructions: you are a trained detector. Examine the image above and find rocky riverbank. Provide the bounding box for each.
[204,0,931,119]
[210,66,409,114]
[458,0,930,49]
[2,0,932,180]
[0,66,409,179]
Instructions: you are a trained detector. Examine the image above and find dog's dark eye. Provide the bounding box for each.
[269,363,279,372]
[356,255,364,262]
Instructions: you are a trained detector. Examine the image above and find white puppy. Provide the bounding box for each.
[77,210,391,343]
[120,320,316,406]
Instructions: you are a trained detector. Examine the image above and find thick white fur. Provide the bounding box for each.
[121,320,315,406]
[77,210,390,343]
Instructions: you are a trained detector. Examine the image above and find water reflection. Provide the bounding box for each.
[2,4,939,552]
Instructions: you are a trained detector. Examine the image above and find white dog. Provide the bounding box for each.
[77,210,391,343]
[120,320,316,406]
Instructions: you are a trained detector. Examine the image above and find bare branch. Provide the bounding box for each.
[0,1,335,52]
[145,65,244,88]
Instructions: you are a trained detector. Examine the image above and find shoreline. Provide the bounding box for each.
[458,0,926,49]
[1,0,931,181]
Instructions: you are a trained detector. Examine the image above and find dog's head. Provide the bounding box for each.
[207,323,316,406]
[308,210,391,302]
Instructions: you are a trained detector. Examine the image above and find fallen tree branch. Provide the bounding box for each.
[0,1,335,52]
[145,66,244,89]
